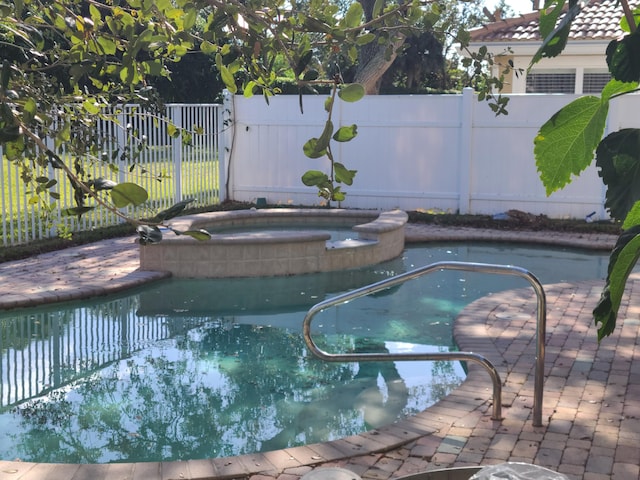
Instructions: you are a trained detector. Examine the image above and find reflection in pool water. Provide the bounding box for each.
[0,243,608,463]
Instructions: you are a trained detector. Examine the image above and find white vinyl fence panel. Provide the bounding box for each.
[4,91,640,246]
[228,89,639,219]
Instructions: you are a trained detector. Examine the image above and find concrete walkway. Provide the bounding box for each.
[1,225,638,480]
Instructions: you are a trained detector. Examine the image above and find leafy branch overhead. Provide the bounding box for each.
[532,0,640,339]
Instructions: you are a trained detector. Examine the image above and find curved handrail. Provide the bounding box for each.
[302,261,547,426]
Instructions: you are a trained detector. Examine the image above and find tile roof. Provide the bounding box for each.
[469,0,632,42]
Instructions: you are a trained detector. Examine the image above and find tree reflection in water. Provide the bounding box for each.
[3,320,459,463]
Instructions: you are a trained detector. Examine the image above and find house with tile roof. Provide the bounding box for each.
[469,0,628,93]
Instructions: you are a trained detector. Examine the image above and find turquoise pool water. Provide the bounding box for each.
[0,243,609,464]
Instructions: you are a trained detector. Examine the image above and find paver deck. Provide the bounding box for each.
[1,225,637,480]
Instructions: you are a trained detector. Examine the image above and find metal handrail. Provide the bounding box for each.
[302,261,547,426]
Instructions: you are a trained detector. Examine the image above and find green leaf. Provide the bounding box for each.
[596,129,640,221]
[333,125,357,142]
[356,33,376,46]
[338,84,365,102]
[170,228,211,241]
[110,182,149,207]
[600,79,639,102]
[301,170,330,187]
[61,206,95,217]
[531,0,581,64]
[303,16,332,33]
[534,96,608,194]
[302,70,319,81]
[622,200,640,230]
[303,138,325,159]
[22,98,37,124]
[304,120,333,158]
[593,226,640,340]
[334,162,357,185]
[606,30,640,83]
[82,99,101,115]
[167,123,180,138]
[183,8,197,30]
[97,36,117,55]
[216,53,237,94]
[620,9,640,32]
[243,81,257,98]
[343,2,363,28]
[324,96,333,113]
[201,41,218,55]
[372,0,384,16]
[152,198,194,222]
[332,189,346,202]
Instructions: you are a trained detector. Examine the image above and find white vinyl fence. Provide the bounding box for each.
[1,104,226,246]
[228,89,640,219]
[3,90,640,246]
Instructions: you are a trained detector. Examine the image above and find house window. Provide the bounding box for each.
[583,71,611,93]
[526,72,576,93]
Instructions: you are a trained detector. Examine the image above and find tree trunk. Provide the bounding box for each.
[353,0,405,95]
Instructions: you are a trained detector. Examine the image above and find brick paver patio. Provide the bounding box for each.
[1,225,637,480]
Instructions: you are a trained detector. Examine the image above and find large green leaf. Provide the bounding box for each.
[596,129,640,221]
[534,96,608,194]
[606,30,640,83]
[622,200,640,230]
[593,226,640,340]
[110,182,149,208]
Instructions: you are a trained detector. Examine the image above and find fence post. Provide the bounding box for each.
[220,90,233,201]
[170,105,183,203]
[458,88,474,215]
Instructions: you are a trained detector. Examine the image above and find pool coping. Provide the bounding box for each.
[0,224,621,480]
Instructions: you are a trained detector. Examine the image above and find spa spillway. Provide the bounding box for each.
[139,208,408,278]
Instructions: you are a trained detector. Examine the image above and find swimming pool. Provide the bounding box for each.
[0,243,609,464]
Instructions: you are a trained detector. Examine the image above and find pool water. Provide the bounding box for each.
[0,243,609,464]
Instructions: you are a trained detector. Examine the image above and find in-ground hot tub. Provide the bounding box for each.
[139,208,408,278]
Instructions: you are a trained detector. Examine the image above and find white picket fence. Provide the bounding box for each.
[228,88,640,219]
[3,90,640,246]
[1,104,226,246]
